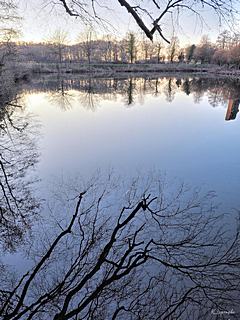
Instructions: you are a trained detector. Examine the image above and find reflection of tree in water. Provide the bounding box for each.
[46,77,120,111]
[185,77,240,108]
[0,174,239,319]
[25,76,240,119]
[175,78,182,88]
[182,78,191,95]
[1,76,240,318]
[77,78,101,111]
[123,77,136,106]
[154,78,160,96]
[0,76,39,251]
[164,78,176,102]
[208,89,225,108]
[126,77,134,105]
[47,78,75,111]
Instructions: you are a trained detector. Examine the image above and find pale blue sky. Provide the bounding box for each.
[17,0,239,44]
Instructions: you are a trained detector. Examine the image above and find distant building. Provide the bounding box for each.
[225,99,240,121]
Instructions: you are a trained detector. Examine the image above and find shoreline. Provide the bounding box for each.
[18,62,240,79]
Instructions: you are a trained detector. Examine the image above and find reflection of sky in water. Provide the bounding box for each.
[24,84,240,213]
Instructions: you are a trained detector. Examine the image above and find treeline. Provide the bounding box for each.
[1,30,240,70]
[185,31,240,66]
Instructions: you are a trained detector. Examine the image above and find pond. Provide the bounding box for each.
[22,75,240,211]
[1,74,240,320]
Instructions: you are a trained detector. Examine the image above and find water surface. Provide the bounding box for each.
[1,74,240,319]
[22,75,240,212]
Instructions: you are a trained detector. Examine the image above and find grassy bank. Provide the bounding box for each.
[6,62,240,80]
[26,63,240,76]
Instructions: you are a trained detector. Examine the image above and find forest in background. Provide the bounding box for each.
[2,29,240,82]
[2,30,240,71]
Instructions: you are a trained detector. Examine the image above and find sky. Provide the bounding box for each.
[17,0,240,45]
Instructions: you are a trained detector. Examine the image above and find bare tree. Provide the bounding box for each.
[127,32,137,64]
[0,173,239,319]
[155,39,164,63]
[101,34,114,62]
[48,30,69,73]
[167,36,179,62]
[53,0,238,42]
[78,27,96,66]
[216,30,232,50]
[0,1,19,25]
[140,33,152,61]
[0,28,19,69]
[0,0,21,72]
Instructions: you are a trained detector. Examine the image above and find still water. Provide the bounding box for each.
[1,75,240,319]
[22,75,240,212]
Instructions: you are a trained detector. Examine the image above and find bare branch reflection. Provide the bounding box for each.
[0,74,40,251]
[164,78,176,102]
[0,173,239,319]
[47,78,74,111]
[77,78,100,111]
